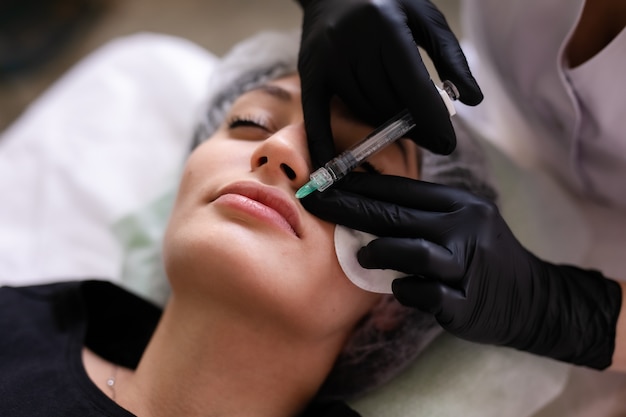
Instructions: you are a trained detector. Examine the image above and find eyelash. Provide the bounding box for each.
[227,115,269,131]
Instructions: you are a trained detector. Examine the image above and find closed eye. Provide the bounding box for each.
[227,115,270,131]
[226,114,274,141]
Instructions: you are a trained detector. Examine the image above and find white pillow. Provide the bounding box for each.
[0,32,217,286]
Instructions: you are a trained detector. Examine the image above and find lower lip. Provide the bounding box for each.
[213,194,297,237]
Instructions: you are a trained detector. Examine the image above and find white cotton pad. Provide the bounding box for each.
[334,225,406,294]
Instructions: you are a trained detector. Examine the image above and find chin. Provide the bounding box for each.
[164,218,302,292]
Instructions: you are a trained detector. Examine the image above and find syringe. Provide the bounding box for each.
[295,82,458,199]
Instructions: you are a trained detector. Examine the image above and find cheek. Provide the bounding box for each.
[167,138,254,230]
[162,139,254,292]
[187,140,253,183]
[295,222,382,338]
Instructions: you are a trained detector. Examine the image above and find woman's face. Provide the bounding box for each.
[164,74,419,342]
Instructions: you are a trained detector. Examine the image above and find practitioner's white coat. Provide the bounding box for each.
[459,0,626,415]
[462,0,626,208]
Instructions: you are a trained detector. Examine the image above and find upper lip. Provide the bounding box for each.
[214,181,302,237]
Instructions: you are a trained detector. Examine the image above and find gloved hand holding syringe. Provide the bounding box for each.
[296,80,458,199]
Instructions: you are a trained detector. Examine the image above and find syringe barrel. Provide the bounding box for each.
[325,109,414,182]
[325,152,359,180]
[348,109,414,162]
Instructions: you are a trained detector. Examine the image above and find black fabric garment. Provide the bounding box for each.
[0,280,361,417]
[0,280,159,416]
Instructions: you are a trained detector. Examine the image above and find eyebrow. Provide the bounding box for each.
[249,84,293,102]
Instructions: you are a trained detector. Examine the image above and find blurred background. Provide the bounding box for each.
[0,0,461,132]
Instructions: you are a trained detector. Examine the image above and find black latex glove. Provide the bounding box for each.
[300,400,361,417]
[296,0,483,166]
[302,173,623,369]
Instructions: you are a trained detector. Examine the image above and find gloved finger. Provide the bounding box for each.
[430,284,470,326]
[323,1,403,120]
[392,276,467,319]
[334,172,471,211]
[357,237,464,283]
[301,184,451,239]
[383,29,457,155]
[347,46,403,125]
[404,1,483,106]
[327,48,382,128]
[391,276,446,313]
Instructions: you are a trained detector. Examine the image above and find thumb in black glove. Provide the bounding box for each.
[302,173,622,369]
[295,0,483,167]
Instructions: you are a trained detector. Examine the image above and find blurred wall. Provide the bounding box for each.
[0,0,461,131]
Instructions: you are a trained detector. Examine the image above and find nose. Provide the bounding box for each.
[250,122,311,187]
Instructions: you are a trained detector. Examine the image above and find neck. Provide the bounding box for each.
[116,293,344,417]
